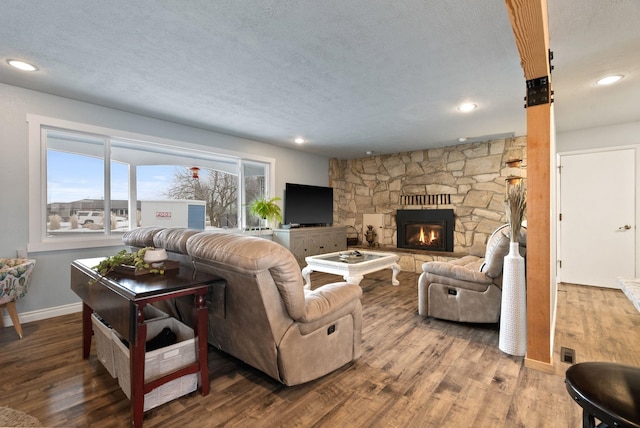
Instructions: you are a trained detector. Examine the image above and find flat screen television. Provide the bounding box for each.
[284,183,334,226]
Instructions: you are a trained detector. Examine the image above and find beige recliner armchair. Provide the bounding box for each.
[184,232,363,386]
[418,224,526,323]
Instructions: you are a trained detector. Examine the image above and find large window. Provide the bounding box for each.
[28,115,274,251]
[243,161,268,229]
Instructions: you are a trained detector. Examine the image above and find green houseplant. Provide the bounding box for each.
[248,196,283,232]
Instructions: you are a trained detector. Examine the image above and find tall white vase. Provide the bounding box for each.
[499,241,527,356]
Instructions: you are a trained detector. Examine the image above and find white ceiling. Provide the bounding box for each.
[1,1,638,159]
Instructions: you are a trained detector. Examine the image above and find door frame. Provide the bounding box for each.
[556,144,639,286]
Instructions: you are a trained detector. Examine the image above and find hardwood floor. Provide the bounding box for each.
[1,271,639,427]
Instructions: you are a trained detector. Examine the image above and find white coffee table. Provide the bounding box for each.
[302,250,400,289]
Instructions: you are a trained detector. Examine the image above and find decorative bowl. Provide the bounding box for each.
[143,249,168,264]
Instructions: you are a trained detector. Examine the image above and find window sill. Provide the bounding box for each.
[27,237,126,253]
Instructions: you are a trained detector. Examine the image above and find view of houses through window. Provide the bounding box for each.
[44,127,268,239]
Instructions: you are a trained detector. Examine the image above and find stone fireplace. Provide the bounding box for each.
[396,209,454,252]
[329,136,527,271]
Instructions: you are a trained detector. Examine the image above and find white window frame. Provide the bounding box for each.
[27,114,275,252]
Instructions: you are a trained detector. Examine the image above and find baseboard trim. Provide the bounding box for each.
[524,357,554,373]
[1,302,82,327]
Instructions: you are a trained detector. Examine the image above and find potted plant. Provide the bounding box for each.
[248,196,283,233]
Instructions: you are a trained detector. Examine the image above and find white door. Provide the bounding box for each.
[559,148,635,288]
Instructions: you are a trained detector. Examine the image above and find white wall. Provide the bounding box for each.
[556,119,640,288]
[556,121,640,152]
[0,83,329,318]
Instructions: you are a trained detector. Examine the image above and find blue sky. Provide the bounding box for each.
[47,151,185,202]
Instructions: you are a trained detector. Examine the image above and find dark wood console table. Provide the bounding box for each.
[71,257,222,428]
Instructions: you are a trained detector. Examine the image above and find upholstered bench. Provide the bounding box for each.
[618,278,640,313]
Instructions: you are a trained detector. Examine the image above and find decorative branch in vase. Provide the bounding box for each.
[507,182,527,243]
[499,181,527,356]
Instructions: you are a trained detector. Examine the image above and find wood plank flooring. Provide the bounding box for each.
[1,270,639,427]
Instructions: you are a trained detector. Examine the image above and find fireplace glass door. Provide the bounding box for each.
[396,209,454,252]
[404,222,445,250]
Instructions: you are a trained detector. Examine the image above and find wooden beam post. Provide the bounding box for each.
[504,0,553,370]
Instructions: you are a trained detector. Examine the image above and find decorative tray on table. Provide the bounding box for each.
[338,251,364,262]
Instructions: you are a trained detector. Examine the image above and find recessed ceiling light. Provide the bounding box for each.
[458,137,468,142]
[294,137,305,144]
[7,59,38,71]
[366,150,375,155]
[596,75,623,86]
[457,102,477,113]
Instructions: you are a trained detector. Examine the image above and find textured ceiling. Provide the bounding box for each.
[1,1,638,159]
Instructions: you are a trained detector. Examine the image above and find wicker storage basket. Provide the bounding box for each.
[92,305,167,378]
[112,317,198,411]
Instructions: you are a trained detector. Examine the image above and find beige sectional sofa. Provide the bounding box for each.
[122,227,363,386]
